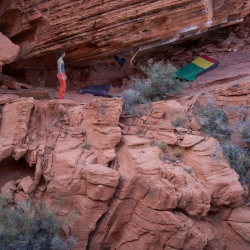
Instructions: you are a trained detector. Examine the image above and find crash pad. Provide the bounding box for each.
[80,84,112,96]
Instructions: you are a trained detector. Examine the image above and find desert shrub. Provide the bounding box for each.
[83,142,91,149]
[221,142,250,183]
[172,116,186,127]
[194,102,232,142]
[184,167,192,174]
[139,59,185,97]
[122,89,143,113]
[122,59,185,112]
[0,197,76,250]
[157,141,168,152]
[239,119,250,145]
[173,147,183,158]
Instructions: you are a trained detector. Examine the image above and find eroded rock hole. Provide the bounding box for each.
[0,156,34,189]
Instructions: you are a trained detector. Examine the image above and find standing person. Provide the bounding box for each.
[56,49,67,99]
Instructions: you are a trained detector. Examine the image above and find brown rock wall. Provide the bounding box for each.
[0,0,249,69]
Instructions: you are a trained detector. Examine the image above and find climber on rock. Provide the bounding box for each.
[114,47,141,69]
[56,49,67,99]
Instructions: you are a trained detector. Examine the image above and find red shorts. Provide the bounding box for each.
[57,73,67,81]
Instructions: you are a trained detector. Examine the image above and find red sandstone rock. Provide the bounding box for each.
[1,181,17,201]
[180,134,205,147]
[19,176,36,194]
[228,207,250,242]
[122,135,151,147]
[0,1,248,70]
[57,99,77,106]
[0,95,249,249]
[0,32,19,67]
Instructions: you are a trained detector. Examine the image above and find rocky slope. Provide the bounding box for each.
[0,88,250,249]
[0,0,250,70]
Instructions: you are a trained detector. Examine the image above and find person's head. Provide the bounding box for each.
[56,49,65,61]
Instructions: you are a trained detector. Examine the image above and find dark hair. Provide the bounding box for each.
[56,49,65,61]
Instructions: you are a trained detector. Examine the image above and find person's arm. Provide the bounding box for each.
[57,59,63,75]
[57,59,66,80]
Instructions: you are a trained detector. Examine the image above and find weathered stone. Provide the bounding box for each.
[1,181,17,201]
[155,131,177,145]
[228,207,250,242]
[0,1,248,71]
[122,135,151,147]
[57,99,77,106]
[0,32,19,65]
[83,164,119,187]
[180,134,204,147]
[12,144,28,160]
[19,176,36,194]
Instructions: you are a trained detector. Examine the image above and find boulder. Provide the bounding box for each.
[180,134,204,147]
[19,176,36,194]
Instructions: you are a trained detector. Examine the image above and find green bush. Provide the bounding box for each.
[122,59,185,112]
[194,102,232,142]
[0,197,76,250]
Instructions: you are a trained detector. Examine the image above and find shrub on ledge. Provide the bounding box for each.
[122,59,185,112]
[0,196,76,250]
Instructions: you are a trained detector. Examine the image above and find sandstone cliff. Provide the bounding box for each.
[0,0,249,70]
[0,91,250,249]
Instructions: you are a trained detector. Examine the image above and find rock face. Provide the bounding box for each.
[0,94,249,249]
[0,32,19,73]
[0,0,249,70]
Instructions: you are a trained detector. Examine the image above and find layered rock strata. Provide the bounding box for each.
[0,94,249,249]
[0,0,249,69]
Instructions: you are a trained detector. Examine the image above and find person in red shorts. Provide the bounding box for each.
[56,49,67,99]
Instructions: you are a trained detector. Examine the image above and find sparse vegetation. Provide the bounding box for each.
[122,59,185,112]
[83,142,91,149]
[220,143,250,183]
[239,118,250,145]
[0,196,76,250]
[172,116,186,127]
[194,101,232,142]
[184,167,192,174]
[194,102,250,184]
[160,153,179,163]
[173,147,183,158]
[157,141,168,152]
[34,95,43,100]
